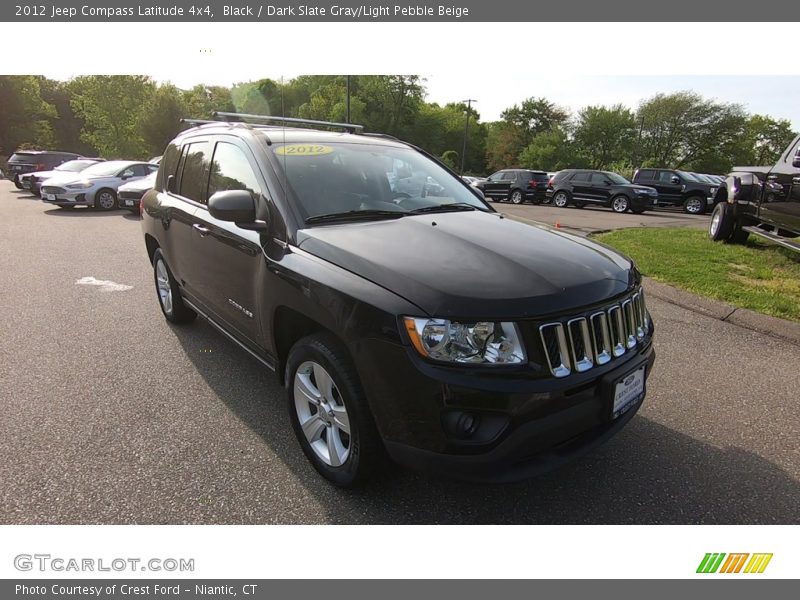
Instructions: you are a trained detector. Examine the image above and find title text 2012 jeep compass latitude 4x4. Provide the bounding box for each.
[142,113,656,487]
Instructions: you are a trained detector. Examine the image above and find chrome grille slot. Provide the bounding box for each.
[622,299,637,349]
[589,311,611,365]
[539,323,571,378]
[567,318,593,372]
[607,305,626,357]
[632,292,646,340]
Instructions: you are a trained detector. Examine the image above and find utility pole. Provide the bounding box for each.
[346,75,351,123]
[460,99,477,175]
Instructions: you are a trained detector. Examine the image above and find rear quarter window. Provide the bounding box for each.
[158,143,181,191]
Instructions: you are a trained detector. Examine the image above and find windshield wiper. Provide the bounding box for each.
[409,203,485,214]
[305,209,407,225]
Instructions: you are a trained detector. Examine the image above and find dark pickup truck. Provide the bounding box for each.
[709,134,800,250]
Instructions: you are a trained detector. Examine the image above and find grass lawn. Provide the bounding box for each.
[594,228,800,322]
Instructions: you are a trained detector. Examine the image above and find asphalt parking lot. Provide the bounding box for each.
[1,181,799,524]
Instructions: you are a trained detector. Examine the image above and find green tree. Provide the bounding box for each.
[634,91,747,170]
[0,76,56,156]
[733,114,797,166]
[573,104,636,169]
[519,128,581,171]
[70,75,156,158]
[141,84,186,157]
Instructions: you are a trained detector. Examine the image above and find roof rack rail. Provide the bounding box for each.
[212,111,365,133]
[180,118,221,126]
[359,132,399,141]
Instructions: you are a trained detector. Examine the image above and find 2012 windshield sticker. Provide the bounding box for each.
[275,144,335,156]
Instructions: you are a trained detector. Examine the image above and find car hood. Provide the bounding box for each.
[119,174,155,192]
[27,169,58,179]
[295,211,636,319]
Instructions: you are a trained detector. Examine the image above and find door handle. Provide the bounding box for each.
[192,224,210,236]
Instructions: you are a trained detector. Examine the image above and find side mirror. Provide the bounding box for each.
[208,189,266,231]
[793,148,800,169]
[671,175,680,185]
[604,180,612,186]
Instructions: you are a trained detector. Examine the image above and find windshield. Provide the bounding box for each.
[81,161,129,177]
[677,170,700,182]
[270,142,488,223]
[54,160,98,172]
[604,172,629,184]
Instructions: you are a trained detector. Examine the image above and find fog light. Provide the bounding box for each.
[442,410,481,439]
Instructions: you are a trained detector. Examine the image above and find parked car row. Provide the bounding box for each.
[471,166,724,215]
[4,149,160,213]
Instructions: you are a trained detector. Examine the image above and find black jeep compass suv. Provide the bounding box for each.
[142,113,656,486]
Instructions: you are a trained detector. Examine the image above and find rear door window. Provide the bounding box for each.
[178,141,213,204]
[637,169,656,181]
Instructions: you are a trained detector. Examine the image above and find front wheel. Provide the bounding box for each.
[553,191,569,208]
[13,176,23,189]
[152,249,197,324]
[611,195,630,213]
[286,333,385,487]
[683,195,706,215]
[709,202,735,241]
[95,188,117,210]
[509,189,524,204]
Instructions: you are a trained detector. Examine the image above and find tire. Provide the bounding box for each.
[95,188,117,210]
[58,205,75,210]
[553,191,569,208]
[13,176,22,189]
[152,249,197,324]
[509,189,524,204]
[709,202,735,241]
[631,206,647,215]
[683,195,706,215]
[574,201,586,209]
[286,333,385,488]
[611,195,630,213]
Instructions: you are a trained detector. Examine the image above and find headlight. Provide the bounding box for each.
[66,181,93,189]
[403,317,526,365]
[710,187,718,195]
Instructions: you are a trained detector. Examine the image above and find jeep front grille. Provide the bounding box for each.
[539,288,650,378]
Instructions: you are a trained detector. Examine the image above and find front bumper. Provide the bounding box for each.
[41,189,95,206]
[357,328,656,483]
[632,195,656,209]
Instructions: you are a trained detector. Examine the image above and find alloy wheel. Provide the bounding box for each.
[685,197,704,214]
[612,197,629,213]
[554,192,568,208]
[97,191,115,210]
[293,361,351,467]
[155,259,173,316]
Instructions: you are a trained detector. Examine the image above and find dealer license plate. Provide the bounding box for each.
[123,199,134,206]
[45,193,56,201]
[612,366,645,419]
